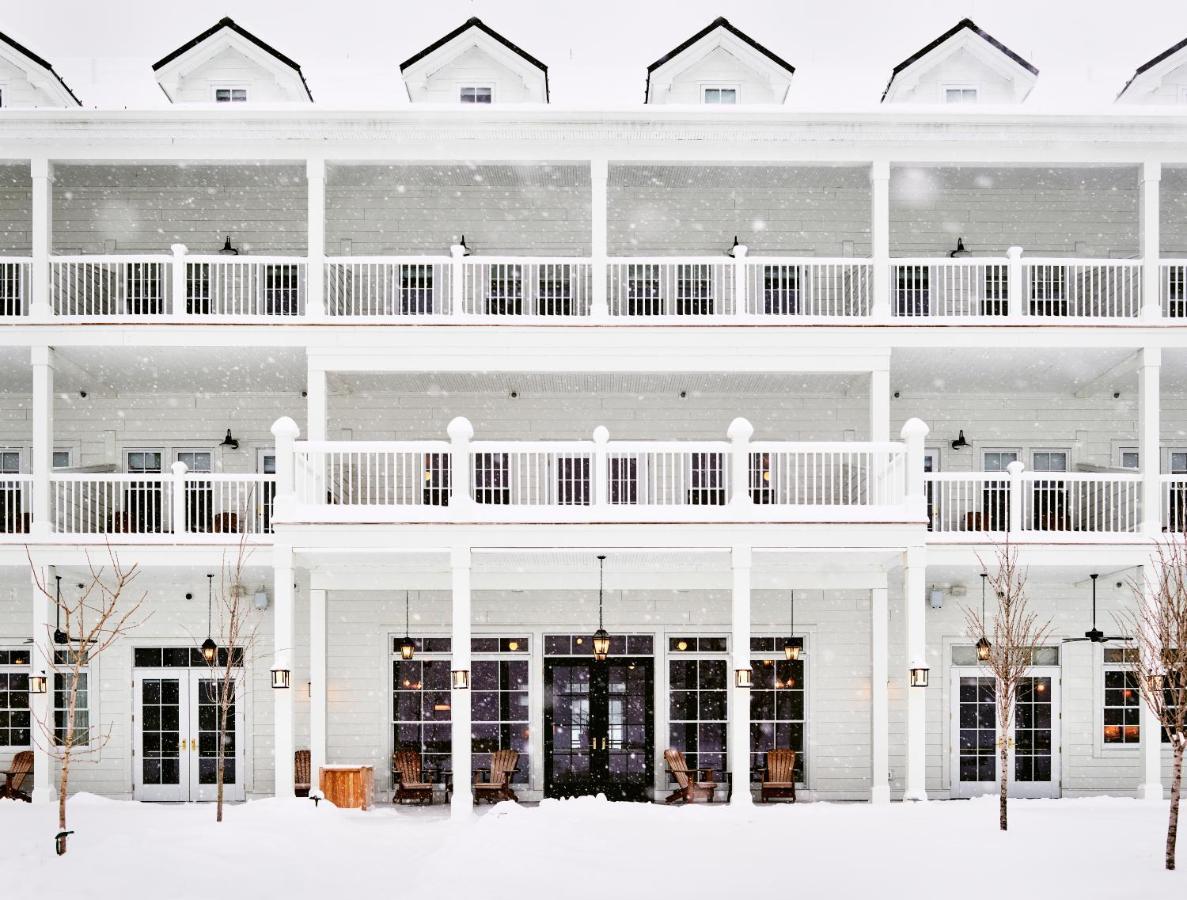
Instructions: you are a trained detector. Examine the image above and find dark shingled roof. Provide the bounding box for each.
[399,17,549,102]
[152,17,313,101]
[881,18,1037,102]
[0,30,81,106]
[1117,36,1187,99]
[645,17,795,103]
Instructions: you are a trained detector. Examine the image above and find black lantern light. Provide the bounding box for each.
[784,590,800,661]
[726,235,742,258]
[53,575,68,645]
[909,660,930,688]
[949,237,971,258]
[270,667,290,689]
[458,235,472,257]
[951,430,969,450]
[219,236,239,256]
[219,429,240,450]
[201,573,218,665]
[976,572,992,662]
[398,591,417,661]
[592,555,611,661]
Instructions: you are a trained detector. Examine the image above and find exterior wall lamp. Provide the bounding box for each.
[735,667,753,688]
[271,668,291,689]
[28,671,48,694]
[909,661,930,688]
[451,669,470,690]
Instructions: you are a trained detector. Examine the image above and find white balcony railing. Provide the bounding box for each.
[890,258,1010,318]
[926,469,1143,536]
[1022,259,1142,319]
[607,259,736,317]
[1162,475,1187,533]
[1160,261,1186,319]
[51,255,173,318]
[463,259,594,317]
[0,474,32,534]
[744,259,873,317]
[0,258,31,317]
[281,417,925,524]
[46,470,274,536]
[183,255,307,318]
[325,257,454,317]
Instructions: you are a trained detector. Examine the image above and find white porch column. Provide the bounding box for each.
[1140,161,1161,321]
[870,364,890,443]
[273,548,295,797]
[1139,347,1161,537]
[30,564,52,803]
[30,158,52,320]
[309,587,327,786]
[870,583,890,803]
[306,158,326,320]
[450,547,473,819]
[306,360,327,442]
[1139,561,1165,800]
[903,545,928,801]
[31,346,54,538]
[590,158,609,320]
[870,160,891,321]
[730,545,753,804]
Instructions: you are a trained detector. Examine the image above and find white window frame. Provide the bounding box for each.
[124,448,164,474]
[1117,446,1139,470]
[701,84,740,105]
[52,447,73,470]
[1167,448,1187,475]
[748,631,810,788]
[942,84,979,104]
[664,633,730,789]
[458,85,494,104]
[0,645,32,748]
[1030,448,1071,473]
[0,447,22,474]
[174,448,214,473]
[1098,645,1141,752]
[53,646,95,751]
[982,448,1021,472]
[212,85,249,103]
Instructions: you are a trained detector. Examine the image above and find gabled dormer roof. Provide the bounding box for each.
[881,18,1038,103]
[645,18,794,104]
[1117,37,1187,102]
[399,18,549,103]
[152,17,313,103]
[0,30,81,107]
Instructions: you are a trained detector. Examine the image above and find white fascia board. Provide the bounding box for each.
[401,30,545,100]
[0,44,77,107]
[154,31,307,103]
[648,30,792,103]
[885,31,1037,103]
[1119,50,1187,102]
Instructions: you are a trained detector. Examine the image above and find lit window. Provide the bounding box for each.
[1103,646,1141,745]
[667,639,728,788]
[460,86,492,104]
[0,648,31,746]
[703,87,738,105]
[749,637,807,784]
[944,87,979,104]
[214,88,248,103]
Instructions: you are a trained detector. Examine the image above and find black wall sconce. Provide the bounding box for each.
[220,429,240,451]
[951,430,969,450]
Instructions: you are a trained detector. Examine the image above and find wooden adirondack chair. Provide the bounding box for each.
[761,748,797,803]
[294,749,311,798]
[473,749,519,803]
[0,751,32,802]
[664,748,716,804]
[392,750,434,805]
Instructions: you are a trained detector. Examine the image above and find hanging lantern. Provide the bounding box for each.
[783,590,800,660]
[201,574,218,664]
[398,591,416,660]
[975,572,992,662]
[592,555,610,661]
[270,668,291,689]
[909,660,930,688]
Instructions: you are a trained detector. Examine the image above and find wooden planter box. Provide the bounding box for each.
[319,765,374,810]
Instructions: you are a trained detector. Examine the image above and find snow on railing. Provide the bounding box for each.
[182,255,306,318]
[607,258,736,317]
[325,257,453,317]
[1160,261,1187,319]
[1022,259,1142,319]
[0,258,31,317]
[1162,475,1187,533]
[50,255,172,318]
[890,258,1011,318]
[744,259,872,317]
[463,259,593,317]
[0,474,32,533]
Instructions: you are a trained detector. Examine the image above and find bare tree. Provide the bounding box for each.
[965,541,1052,832]
[29,547,146,856]
[200,528,260,822]
[1118,536,1187,871]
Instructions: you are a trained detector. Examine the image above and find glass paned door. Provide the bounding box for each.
[125,450,164,534]
[134,669,245,802]
[544,657,654,801]
[950,667,1060,799]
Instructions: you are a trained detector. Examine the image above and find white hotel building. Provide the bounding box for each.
[1,14,1186,812]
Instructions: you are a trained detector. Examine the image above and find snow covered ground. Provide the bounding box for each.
[3,794,1180,899]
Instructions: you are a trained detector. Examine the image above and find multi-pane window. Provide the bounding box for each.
[982,449,1019,531]
[0,648,31,747]
[1167,266,1186,317]
[894,264,930,316]
[625,264,662,316]
[608,456,638,505]
[473,452,510,504]
[460,86,493,104]
[1031,450,1069,531]
[667,637,728,787]
[393,655,453,778]
[53,648,91,749]
[178,450,214,533]
[689,452,726,505]
[264,264,300,316]
[1030,265,1067,315]
[763,264,800,315]
[556,456,591,506]
[703,87,738,104]
[214,87,248,103]
[749,637,806,783]
[1119,448,1139,470]
[675,264,715,315]
[472,646,530,784]
[0,449,23,534]
[422,452,451,506]
[125,261,165,315]
[944,87,979,103]
[399,264,435,315]
[1103,646,1141,745]
[125,449,164,533]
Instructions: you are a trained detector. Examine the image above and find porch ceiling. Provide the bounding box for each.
[890,346,1137,396]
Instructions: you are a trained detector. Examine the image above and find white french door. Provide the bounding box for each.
[133,669,245,802]
[950,667,1060,799]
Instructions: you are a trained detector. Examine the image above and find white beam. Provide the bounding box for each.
[30,158,51,320]
[870,366,890,443]
[30,564,52,803]
[730,544,753,805]
[309,587,327,786]
[1141,161,1161,321]
[1140,347,1161,537]
[590,158,609,320]
[870,584,889,803]
[1139,561,1165,800]
[31,346,54,538]
[306,360,327,442]
[306,158,326,320]
[903,545,928,801]
[273,548,295,797]
[870,160,890,321]
[450,547,473,820]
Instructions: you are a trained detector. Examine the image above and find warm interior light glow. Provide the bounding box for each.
[507,641,519,651]
[676,640,689,651]
[735,668,753,688]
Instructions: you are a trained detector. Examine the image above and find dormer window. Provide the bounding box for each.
[214,86,248,103]
[460,86,493,104]
[702,86,738,104]
[944,85,979,103]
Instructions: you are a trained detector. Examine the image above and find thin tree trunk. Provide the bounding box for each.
[999,744,1009,832]
[58,680,77,854]
[216,686,229,823]
[1169,741,1183,871]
